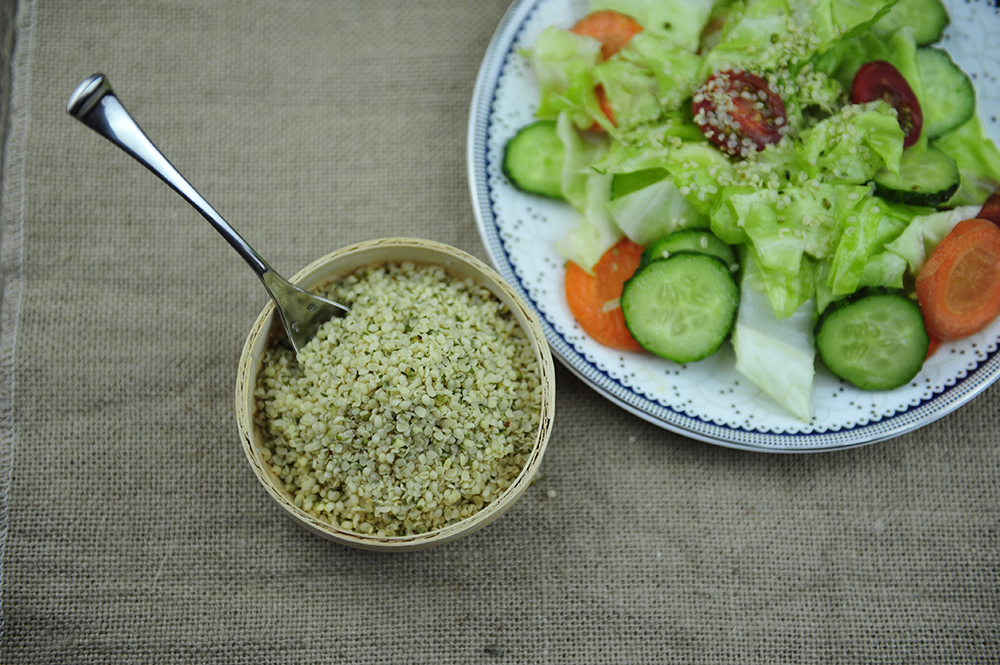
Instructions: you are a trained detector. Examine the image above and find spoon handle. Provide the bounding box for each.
[67,74,270,278]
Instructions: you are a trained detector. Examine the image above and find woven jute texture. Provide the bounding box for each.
[1,0,998,662]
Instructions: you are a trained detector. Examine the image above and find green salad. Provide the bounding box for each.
[504,0,1000,420]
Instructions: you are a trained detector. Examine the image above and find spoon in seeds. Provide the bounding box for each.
[66,73,349,354]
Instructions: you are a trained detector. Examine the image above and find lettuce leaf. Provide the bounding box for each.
[607,177,710,244]
[526,26,606,131]
[811,21,919,114]
[710,185,756,246]
[811,30,889,89]
[553,114,620,272]
[706,0,792,72]
[934,112,1000,206]
[746,246,817,318]
[884,204,982,272]
[591,0,717,52]
[555,212,621,274]
[856,212,910,289]
[798,101,904,182]
[827,0,899,41]
[732,249,817,421]
[858,252,907,289]
[790,0,897,54]
[593,58,663,130]
[557,112,608,211]
[826,196,884,295]
[722,183,863,275]
[619,32,707,111]
[708,0,897,74]
[660,142,738,215]
[553,169,620,273]
[587,115,705,175]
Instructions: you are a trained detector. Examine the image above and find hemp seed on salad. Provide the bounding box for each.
[253,262,542,537]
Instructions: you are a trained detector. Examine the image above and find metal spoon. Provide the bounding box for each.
[66,73,349,354]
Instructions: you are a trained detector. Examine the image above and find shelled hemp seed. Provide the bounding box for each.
[253,262,542,537]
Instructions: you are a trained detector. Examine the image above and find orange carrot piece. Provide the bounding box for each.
[565,238,645,352]
[925,335,942,360]
[595,84,616,127]
[916,218,1000,341]
[570,10,644,60]
[581,85,617,132]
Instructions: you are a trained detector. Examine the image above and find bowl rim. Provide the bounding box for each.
[235,237,556,551]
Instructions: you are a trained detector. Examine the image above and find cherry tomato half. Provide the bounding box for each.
[851,60,923,148]
[977,190,1000,228]
[692,71,788,157]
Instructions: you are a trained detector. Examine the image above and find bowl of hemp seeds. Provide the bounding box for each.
[235,238,556,551]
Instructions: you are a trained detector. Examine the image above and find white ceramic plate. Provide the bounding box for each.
[467,0,1000,452]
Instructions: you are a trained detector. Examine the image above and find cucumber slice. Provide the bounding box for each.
[502,121,565,199]
[873,144,960,207]
[917,48,975,139]
[640,229,738,270]
[872,0,950,46]
[621,253,739,364]
[814,288,929,391]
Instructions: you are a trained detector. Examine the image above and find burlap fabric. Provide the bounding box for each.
[0,0,998,662]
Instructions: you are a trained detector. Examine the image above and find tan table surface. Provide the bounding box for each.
[0,1,997,662]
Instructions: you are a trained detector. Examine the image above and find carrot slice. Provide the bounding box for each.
[581,85,617,132]
[916,218,1000,341]
[595,84,616,128]
[926,335,942,360]
[565,238,645,352]
[570,10,644,60]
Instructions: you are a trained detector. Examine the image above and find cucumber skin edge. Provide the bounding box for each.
[502,121,565,200]
[873,180,960,208]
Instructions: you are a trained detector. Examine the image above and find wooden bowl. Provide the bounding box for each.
[235,238,556,551]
